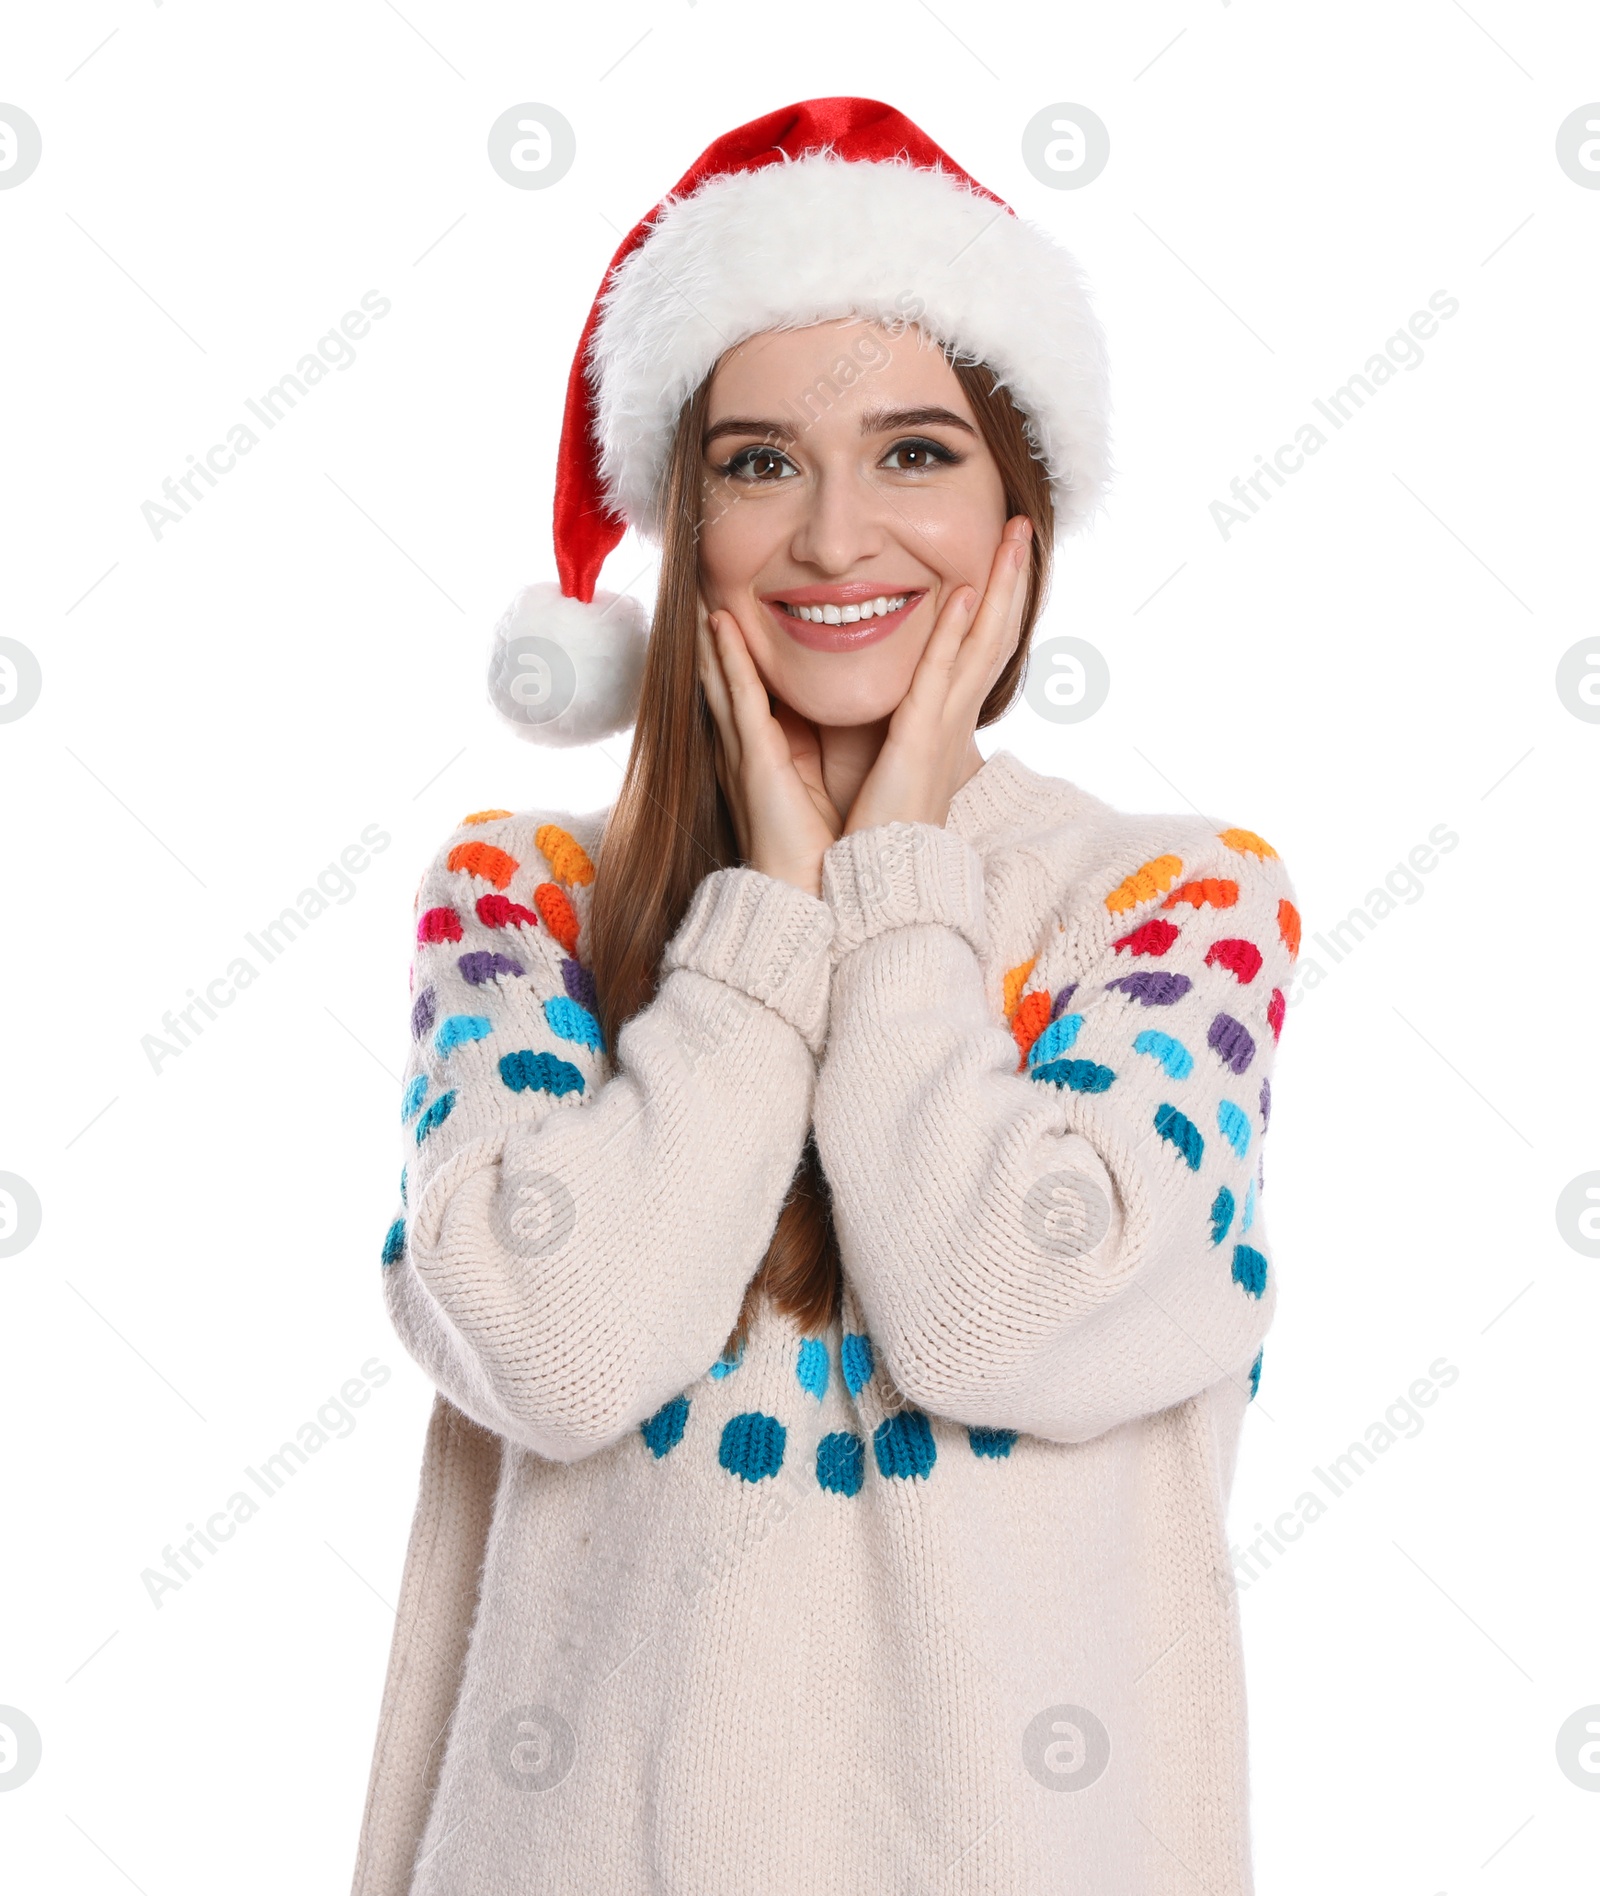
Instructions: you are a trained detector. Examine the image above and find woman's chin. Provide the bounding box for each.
[756,654,916,733]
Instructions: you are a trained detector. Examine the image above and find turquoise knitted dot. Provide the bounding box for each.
[544,995,604,1052]
[967,1425,1017,1459]
[414,1091,456,1145]
[399,1165,407,1207]
[1248,1350,1263,1400]
[640,1394,689,1458]
[1209,1185,1235,1246]
[873,1410,937,1481]
[1241,1176,1257,1234]
[1217,1099,1251,1158]
[816,1430,865,1495]
[1133,1030,1194,1080]
[401,1073,428,1123]
[719,1411,785,1482]
[1027,1014,1082,1067]
[1032,1057,1116,1094]
[841,1332,875,1398]
[1154,1102,1203,1171]
[709,1336,745,1379]
[434,1014,492,1058]
[498,1049,584,1097]
[1231,1244,1268,1298]
[380,1218,405,1268]
[796,1337,828,1400]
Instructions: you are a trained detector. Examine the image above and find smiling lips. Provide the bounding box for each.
[761,583,927,652]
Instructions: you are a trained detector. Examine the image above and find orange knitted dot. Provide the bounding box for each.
[1278,898,1301,961]
[535,881,580,955]
[536,824,596,887]
[1002,957,1037,1021]
[1011,988,1051,1065]
[1104,854,1184,915]
[1160,877,1238,912]
[447,841,519,890]
[1219,827,1277,860]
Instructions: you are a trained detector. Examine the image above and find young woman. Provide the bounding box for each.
[352,99,1299,1896]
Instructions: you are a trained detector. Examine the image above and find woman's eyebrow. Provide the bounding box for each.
[858,405,977,436]
[703,417,794,447]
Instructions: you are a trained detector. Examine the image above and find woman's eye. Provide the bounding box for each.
[881,436,960,472]
[721,444,797,482]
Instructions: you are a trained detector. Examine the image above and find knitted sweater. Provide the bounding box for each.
[350,748,1299,1896]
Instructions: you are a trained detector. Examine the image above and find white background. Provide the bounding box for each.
[2,3,1597,1891]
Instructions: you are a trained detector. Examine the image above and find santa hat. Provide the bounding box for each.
[489,95,1111,747]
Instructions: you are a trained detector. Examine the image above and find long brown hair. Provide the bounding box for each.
[586,349,1056,1353]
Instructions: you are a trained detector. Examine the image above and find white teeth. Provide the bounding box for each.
[788,594,909,624]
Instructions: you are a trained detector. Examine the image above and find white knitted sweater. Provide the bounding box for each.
[351,749,1299,1896]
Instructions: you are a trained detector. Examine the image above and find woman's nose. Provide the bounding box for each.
[787,466,889,574]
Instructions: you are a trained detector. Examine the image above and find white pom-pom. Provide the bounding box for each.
[486,581,649,748]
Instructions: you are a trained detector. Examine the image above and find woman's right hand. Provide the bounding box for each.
[696,595,841,897]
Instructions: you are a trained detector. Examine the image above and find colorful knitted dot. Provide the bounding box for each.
[1278,899,1301,960]
[1154,1102,1203,1171]
[1112,918,1179,957]
[476,893,542,931]
[561,958,597,1012]
[1027,1014,1083,1067]
[816,1430,865,1496]
[1217,1100,1251,1158]
[1208,1012,1256,1074]
[1218,827,1277,860]
[841,1332,875,1398]
[1011,989,1051,1063]
[380,1218,405,1268]
[710,1336,745,1379]
[447,841,518,890]
[410,987,436,1041]
[461,809,512,826]
[458,951,525,986]
[434,1014,492,1057]
[1105,853,1185,915]
[1267,989,1286,1043]
[1209,1186,1235,1245]
[417,906,463,945]
[1002,957,1037,1021]
[719,1411,786,1482]
[400,1165,407,1206]
[1259,1076,1272,1129]
[640,1394,689,1458]
[1032,1057,1116,1094]
[535,824,596,887]
[796,1337,829,1400]
[967,1426,1017,1459]
[535,882,580,955]
[1231,1244,1268,1298]
[498,1049,584,1096]
[1161,877,1238,913]
[401,1073,428,1122]
[1105,971,1192,1007]
[1248,1350,1263,1400]
[544,995,603,1052]
[414,1091,456,1145]
[1050,982,1079,1021]
[1133,1030,1194,1079]
[1241,1176,1257,1234]
[873,1410,937,1480]
[1205,938,1263,985]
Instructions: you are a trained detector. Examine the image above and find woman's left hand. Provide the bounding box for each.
[841,515,1034,836]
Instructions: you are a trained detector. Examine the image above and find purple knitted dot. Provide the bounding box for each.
[458,951,524,986]
[1106,971,1193,1007]
[562,957,597,1012]
[1049,982,1078,1022]
[1209,1012,1256,1074]
[1259,1075,1272,1129]
[410,987,436,1041]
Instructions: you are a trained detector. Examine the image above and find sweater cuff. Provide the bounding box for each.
[822,822,988,962]
[662,866,835,1055]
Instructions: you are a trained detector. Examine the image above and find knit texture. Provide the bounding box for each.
[351,750,1298,1896]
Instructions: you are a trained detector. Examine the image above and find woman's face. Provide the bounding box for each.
[696,320,1011,728]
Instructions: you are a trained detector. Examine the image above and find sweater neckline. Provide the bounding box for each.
[945,747,1083,845]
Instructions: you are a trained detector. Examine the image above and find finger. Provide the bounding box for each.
[950,520,1031,697]
[712,610,784,756]
[697,603,742,762]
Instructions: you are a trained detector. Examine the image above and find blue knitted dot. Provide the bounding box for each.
[873,1410,937,1481]
[1027,1014,1082,1067]
[498,1049,584,1097]
[1133,1029,1194,1080]
[967,1425,1017,1459]
[1032,1057,1116,1094]
[401,1073,428,1122]
[414,1091,456,1145]
[380,1218,405,1268]
[816,1430,865,1495]
[434,1013,493,1058]
[1154,1102,1203,1171]
[709,1335,745,1379]
[1231,1244,1268,1298]
[1217,1099,1251,1158]
[399,1165,407,1207]
[796,1337,829,1400]
[1241,1176,1257,1234]
[841,1332,875,1398]
[640,1394,689,1458]
[719,1411,785,1482]
[1248,1350,1263,1400]
[1209,1185,1235,1246]
[543,994,604,1052]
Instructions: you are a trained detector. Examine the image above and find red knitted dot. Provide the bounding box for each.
[417,906,463,945]
[1112,918,1179,957]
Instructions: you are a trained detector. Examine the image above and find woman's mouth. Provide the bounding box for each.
[761,586,927,651]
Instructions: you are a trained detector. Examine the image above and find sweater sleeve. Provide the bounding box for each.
[811,816,1298,1444]
[379,813,834,1463]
